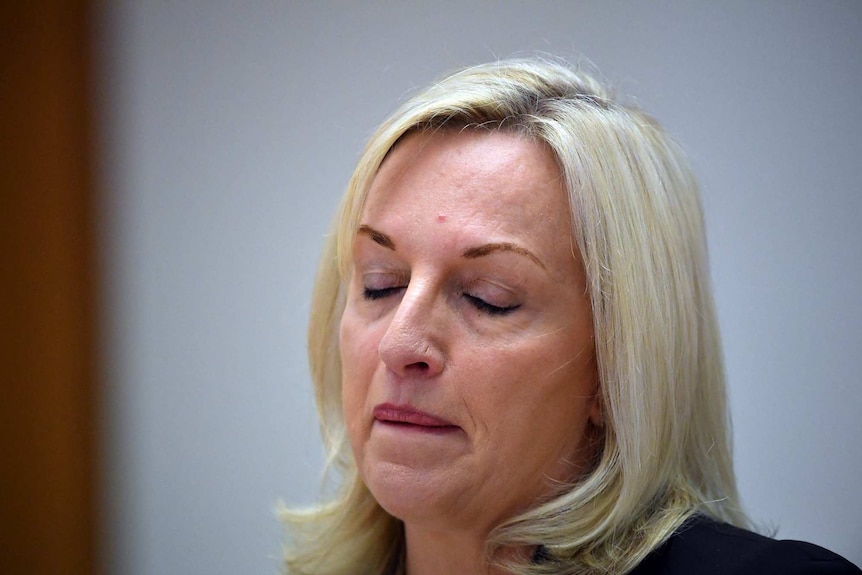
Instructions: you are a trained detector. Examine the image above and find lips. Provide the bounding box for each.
[372,403,458,429]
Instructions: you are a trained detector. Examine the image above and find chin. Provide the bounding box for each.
[362,459,462,526]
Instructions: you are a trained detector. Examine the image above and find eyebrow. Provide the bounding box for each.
[358,225,396,249]
[463,243,547,271]
[359,224,546,271]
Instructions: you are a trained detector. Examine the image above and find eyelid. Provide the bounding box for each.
[464,294,520,316]
[464,279,520,308]
[360,271,407,304]
[362,271,405,291]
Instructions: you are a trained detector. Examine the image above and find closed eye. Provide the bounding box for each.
[363,286,404,301]
[464,294,520,316]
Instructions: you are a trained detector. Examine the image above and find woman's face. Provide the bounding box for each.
[340,129,600,536]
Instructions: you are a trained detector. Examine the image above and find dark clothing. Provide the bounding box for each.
[630,516,861,575]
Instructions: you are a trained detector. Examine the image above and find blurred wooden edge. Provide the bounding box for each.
[0,1,99,574]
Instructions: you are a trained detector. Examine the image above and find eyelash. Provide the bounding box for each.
[464,294,520,316]
[362,286,520,316]
[362,286,402,301]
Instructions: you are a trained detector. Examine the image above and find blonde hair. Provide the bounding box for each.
[283,58,748,575]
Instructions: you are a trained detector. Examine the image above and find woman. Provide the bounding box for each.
[283,58,860,575]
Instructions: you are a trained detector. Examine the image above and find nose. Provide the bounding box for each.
[377,281,445,379]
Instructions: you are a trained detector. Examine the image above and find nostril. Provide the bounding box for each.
[407,361,429,371]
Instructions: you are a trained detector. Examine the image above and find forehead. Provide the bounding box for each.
[362,129,569,232]
[356,130,582,282]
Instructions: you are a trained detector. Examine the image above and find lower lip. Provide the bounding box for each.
[374,420,461,435]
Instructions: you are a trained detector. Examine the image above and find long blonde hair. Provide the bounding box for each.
[283,57,748,575]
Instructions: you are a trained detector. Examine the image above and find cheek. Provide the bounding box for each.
[465,335,596,456]
[339,310,382,436]
[340,309,382,380]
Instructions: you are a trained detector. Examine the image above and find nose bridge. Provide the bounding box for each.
[378,276,445,375]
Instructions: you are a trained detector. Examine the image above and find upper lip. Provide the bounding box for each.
[372,403,456,427]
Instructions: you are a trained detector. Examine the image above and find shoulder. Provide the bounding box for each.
[631,515,861,575]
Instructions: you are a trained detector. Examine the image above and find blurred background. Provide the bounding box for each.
[3,2,860,574]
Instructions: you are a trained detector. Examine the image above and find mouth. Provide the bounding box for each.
[372,403,460,433]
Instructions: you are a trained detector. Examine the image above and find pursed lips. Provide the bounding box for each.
[372,403,459,430]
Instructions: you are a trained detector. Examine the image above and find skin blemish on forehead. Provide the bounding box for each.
[437,214,447,223]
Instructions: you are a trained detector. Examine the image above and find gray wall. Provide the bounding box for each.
[97,2,862,573]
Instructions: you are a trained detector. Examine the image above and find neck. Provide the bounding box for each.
[404,523,521,575]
